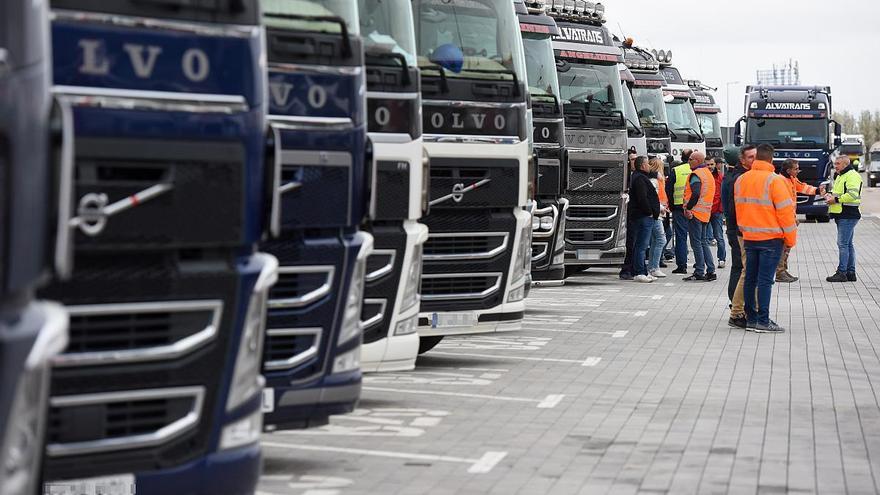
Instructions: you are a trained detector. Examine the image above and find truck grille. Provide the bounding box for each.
[566,229,614,244]
[423,233,509,260]
[421,273,502,301]
[566,205,619,222]
[268,266,334,309]
[263,328,321,371]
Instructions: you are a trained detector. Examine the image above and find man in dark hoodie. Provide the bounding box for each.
[629,155,661,282]
[721,145,756,328]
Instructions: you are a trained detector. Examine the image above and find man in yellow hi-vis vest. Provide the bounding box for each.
[666,150,695,274]
[825,155,863,282]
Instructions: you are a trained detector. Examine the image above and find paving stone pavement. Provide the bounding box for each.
[258,218,880,495]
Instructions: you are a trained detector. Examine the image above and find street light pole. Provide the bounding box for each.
[725,81,741,127]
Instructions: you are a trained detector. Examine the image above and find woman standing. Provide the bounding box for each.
[647,158,669,278]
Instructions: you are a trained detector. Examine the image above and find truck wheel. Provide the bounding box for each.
[418,336,444,354]
[817,215,831,224]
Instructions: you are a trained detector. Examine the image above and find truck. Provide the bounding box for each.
[258,0,373,428]
[412,0,532,353]
[689,80,724,160]
[547,0,630,274]
[0,1,69,494]
[655,51,705,161]
[621,40,672,161]
[357,0,429,373]
[839,134,866,172]
[736,85,841,222]
[39,1,278,492]
[615,39,646,157]
[869,142,880,187]
[517,0,568,285]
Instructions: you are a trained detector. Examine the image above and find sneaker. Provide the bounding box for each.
[683,274,706,282]
[718,260,726,268]
[650,269,667,278]
[847,272,857,282]
[672,267,688,274]
[728,316,747,329]
[710,239,717,246]
[776,271,798,283]
[659,261,669,268]
[705,272,718,282]
[634,275,654,283]
[827,271,848,283]
[752,321,786,334]
[664,252,675,261]
[620,272,634,281]
[746,320,758,330]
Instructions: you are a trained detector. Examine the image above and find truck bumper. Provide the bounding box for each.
[133,442,261,495]
[266,370,362,430]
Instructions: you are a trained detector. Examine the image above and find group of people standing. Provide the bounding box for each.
[621,144,863,334]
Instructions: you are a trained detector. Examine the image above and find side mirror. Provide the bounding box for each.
[833,120,842,137]
[733,116,744,146]
[834,138,842,148]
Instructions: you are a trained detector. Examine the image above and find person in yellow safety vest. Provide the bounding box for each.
[825,155,863,282]
[666,149,695,274]
[682,151,717,282]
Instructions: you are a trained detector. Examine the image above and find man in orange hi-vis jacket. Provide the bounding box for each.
[774,158,827,283]
[734,144,797,333]
[682,151,717,282]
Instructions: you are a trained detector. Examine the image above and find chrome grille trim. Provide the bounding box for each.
[268,266,335,309]
[423,232,509,261]
[263,327,323,372]
[420,273,503,301]
[365,250,397,282]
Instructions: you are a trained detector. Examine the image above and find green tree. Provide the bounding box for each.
[833,110,857,134]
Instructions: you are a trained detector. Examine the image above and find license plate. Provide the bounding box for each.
[261,387,275,413]
[45,474,136,494]
[577,249,600,261]
[431,312,477,329]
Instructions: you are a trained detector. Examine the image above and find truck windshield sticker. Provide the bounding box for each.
[765,102,811,110]
[554,26,605,45]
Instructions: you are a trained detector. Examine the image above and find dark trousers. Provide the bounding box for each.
[726,227,743,302]
[688,217,715,277]
[744,239,784,326]
[672,210,689,269]
[621,215,636,276]
[632,216,655,276]
[662,216,674,257]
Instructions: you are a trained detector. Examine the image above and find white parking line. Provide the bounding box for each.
[429,351,603,367]
[612,330,629,338]
[364,386,566,409]
[261,442,507,474]
[587,309,647,317]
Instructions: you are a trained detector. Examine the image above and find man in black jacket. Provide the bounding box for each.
[720,145,756,328]
[629,156,661,282]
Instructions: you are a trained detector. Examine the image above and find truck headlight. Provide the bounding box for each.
[332,347,361,374]
[399,244,423,312]
[507,282,526,303]
[227,254,278,412]
[394,314,418,336]
[220,396,264,450]
[511,220,531,283]
[338,234,374,346]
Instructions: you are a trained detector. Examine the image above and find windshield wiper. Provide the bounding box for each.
[365,51,411,86]
[420,65,450,94]
[676,127,702,139]
[263,13,352,58]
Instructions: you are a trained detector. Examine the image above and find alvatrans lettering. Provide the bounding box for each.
[765,102,811,110]
[78,39,210,82]
[556,27,605,45]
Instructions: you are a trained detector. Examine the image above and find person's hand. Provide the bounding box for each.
[684,210,694,219]
[825,194,836,205]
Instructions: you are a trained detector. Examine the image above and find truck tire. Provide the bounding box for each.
[418,336,444,354]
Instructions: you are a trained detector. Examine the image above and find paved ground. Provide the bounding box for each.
[258,217,880,495]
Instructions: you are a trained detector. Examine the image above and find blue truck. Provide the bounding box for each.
[39,1,278,493]
[0,2,69,494]
[259,0,373,429]
[412,0,532,353]
[736,85,841,222]
[357,0,429,373]
[518,0,568,286]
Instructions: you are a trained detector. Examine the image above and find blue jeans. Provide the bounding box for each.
[648,219,667,271]
[688,217,715,276]
[710,213,726,262]
[672,210,689,269]
[744,239,784,326]
[632,216,655,276]
[836,218,859,273]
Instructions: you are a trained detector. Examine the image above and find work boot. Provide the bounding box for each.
[827,271,848,283]
[776,271,798,283]
[728,315,747,329]
[847,272,857,282]
[683,274,706,282]
[672,266,688,274]
[751,320,786,334]
[705,272,718,282]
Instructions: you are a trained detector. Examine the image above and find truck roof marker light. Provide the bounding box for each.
[750,102,758,109]
[551,0,565,15]
[594,2,604,19]
[818,103,827,110]
[564,0,575,16]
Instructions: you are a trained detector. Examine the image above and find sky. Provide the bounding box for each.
[607,0,880,126]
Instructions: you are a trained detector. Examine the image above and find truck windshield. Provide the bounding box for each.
[871,151,880,162]
[358,0,416,65]
[665,97,701,137]
[558,62,624,116]
[414,0,525,81]
[632,87,668,125]
[746,118,828,147]
[839,144,865,155]
[697,113,722,139]
[262,0,360,35]
[522,34,560,101]
[621,83,642,133]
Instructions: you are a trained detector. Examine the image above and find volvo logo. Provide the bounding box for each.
[69,184,173,236]
[429,179,491,206]
[573,173,609,191]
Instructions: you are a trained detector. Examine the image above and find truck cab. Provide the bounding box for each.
[656,54,705,161]
[517,0,568,285]
[614,39,646,158]
[0,2,69,493]
[689,81,724,161]
[258,0,373,429]
[547,1,629,273]
[839,134,866,172]
[869,142,880,188]
[622,41,672,161]
[357,0,429,372]
[413,0,532,353]
[39,1,278,492]
[736,85,841,222]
